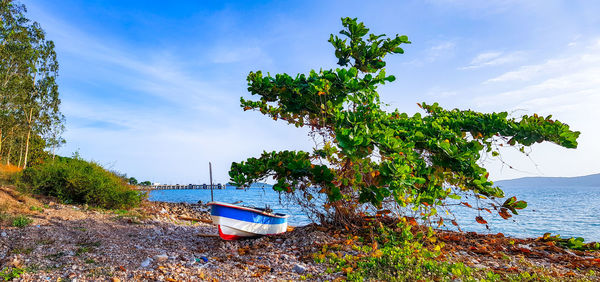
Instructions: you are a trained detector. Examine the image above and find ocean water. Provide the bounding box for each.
[148,185,600,242]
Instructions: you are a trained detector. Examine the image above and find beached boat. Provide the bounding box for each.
[207,201,289,240]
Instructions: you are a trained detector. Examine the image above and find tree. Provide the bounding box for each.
[128,177,138,185]
[229,18,580,227]
[0,0,63,168]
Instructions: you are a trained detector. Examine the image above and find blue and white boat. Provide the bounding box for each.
[207,201,290,240]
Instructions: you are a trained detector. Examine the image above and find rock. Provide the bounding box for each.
[141,258,152,268]
[1,231,6,237]
[111,278,120,282]
[154,254,168,262]
[160,208,167,214]
[293,263,307,274]
[517,244,532,251]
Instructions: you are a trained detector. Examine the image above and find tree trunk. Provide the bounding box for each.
[23,128,31,169]
[6,129,13,165]
[18,138,23,168]
[23,108,33,169]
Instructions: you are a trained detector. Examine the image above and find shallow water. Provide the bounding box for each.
[149,185,600,242]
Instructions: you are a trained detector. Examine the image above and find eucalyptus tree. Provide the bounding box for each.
[1,0,63,167]
[229,18,580,227]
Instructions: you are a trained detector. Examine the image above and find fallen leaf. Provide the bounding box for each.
[475,216,487,225]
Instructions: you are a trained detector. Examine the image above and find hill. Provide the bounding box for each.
[495,173,600,188]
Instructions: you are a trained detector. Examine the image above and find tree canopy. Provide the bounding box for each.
[229,18,580,226]
[1,0,64,168]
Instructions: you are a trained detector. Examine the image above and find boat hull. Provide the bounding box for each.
[208,202,289,240]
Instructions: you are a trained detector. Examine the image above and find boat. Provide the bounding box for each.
[207,201,289,240]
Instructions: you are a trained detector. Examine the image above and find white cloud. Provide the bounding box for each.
[471,38,600,180]
[461,50,524,69]
[406,41,457,66]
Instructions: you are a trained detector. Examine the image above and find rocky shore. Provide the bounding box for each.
[1,185,599,281]
[0,188,340,281]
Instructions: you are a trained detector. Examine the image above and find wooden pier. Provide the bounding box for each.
[140,183,225,190]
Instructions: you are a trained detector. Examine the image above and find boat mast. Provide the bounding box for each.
[209,162,214,202]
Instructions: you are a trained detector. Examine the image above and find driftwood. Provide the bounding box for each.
[176,216,213,224]
[197,233,219,237]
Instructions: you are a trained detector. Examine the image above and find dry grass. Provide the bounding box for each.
[0,186,44,223]
[0,163,21,183]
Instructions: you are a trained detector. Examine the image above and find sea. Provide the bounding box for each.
[149,185,600,242]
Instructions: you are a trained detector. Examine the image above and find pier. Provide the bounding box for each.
[140,183,226,190]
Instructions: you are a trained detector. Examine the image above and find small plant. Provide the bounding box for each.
[29,206,43,212]
[540,233,600,251]
[44,251,65,259]
[11,215,32,227]
[0,267,25,281]
[10,247,33,255]
[75,247,90,256]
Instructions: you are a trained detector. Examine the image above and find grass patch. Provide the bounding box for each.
[0,164,22,185]
[11,215,33,227]
[16,156,144,209]
[45,252,64,259]
[10,247,33,255]
[75,246,91,256]
[29,205,43,212]
[312,219,565,282]
[0,267,25,281]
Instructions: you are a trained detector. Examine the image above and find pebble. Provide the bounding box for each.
[154,254,168,262]
[293,263,307,274]
[141,258,152,268]
[1,231,6,237]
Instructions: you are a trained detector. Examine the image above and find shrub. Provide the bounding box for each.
[0,267,25,281]
[17,156,143,209]
[11,215,32,228]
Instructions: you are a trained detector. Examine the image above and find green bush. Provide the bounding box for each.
[0,267,25,281]
[17,156,143,209]
[11,215,32,228]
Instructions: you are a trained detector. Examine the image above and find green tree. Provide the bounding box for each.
[0,0,63,168]
[128,177,138,185]
[229,18,579,226]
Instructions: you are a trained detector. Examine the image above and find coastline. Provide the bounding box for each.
[1,186,599,281]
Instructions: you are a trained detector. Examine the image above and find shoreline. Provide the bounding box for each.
[1,186,599,281]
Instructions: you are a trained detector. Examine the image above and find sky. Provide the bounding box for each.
[19,0,600,184]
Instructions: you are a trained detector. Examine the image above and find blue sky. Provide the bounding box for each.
[21,0,600,184]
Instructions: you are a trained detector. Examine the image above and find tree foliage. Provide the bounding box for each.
[230,18,579,226]
[0,0,64,168]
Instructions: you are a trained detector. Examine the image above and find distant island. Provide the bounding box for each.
[495,173,600,188]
